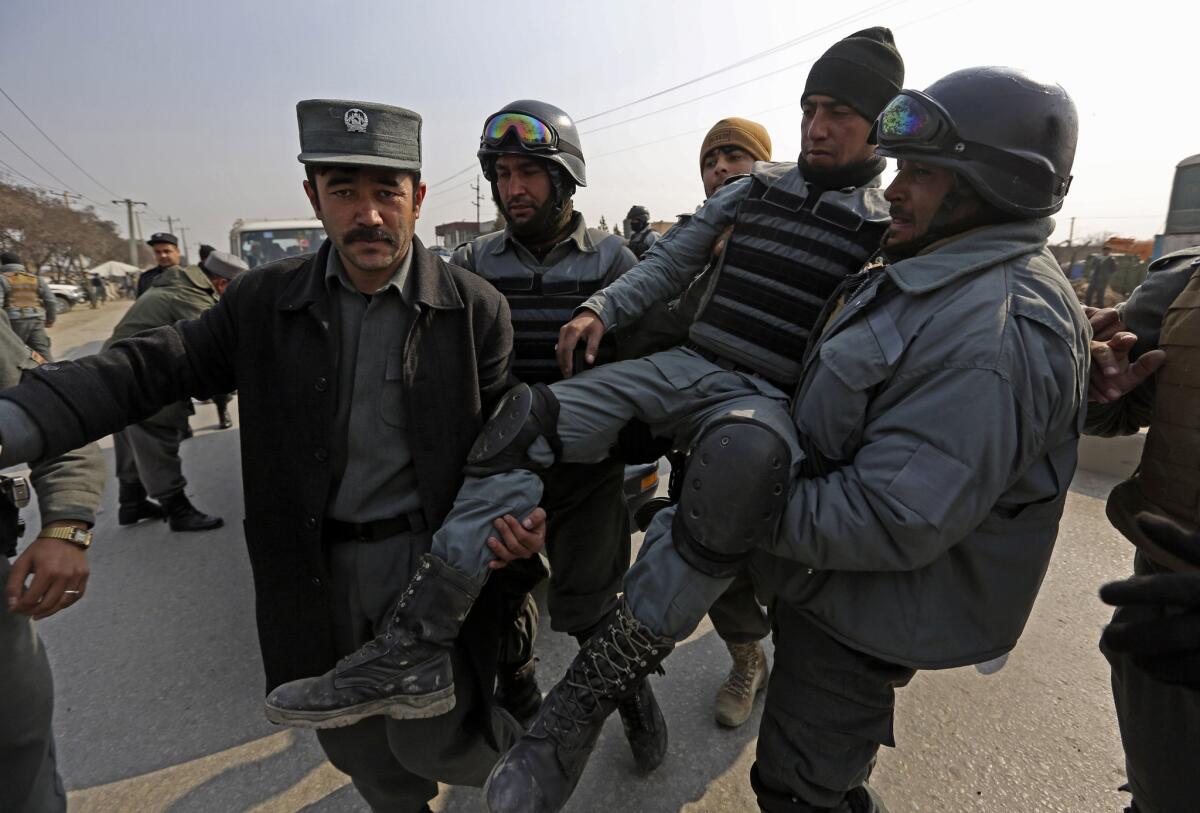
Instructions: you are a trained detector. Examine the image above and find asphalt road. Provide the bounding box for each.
[15,301,1134,812]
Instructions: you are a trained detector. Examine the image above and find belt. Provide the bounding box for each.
[323,511,428,543]
[684,342,791,394]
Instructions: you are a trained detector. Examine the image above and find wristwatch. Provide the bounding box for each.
[39,526,93,550]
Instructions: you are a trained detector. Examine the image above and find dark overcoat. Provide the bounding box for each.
[2,237,515,694]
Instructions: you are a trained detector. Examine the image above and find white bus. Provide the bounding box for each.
[229,218,326,268]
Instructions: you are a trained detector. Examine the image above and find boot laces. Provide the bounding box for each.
[723,643,761,699]
[543,608,664,744]
[336,562,431,670]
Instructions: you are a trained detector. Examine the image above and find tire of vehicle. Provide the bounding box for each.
[54,295,72,314]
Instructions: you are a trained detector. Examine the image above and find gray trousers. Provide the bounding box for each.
[112,402,190,500]
[10,318,51,361]
[0,559,66,813]
[1102,551,1200,813]
[316,531,506,812]
[431,347,803,641]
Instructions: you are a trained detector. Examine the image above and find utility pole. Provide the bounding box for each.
[111,198,147,267]
[178,226,190,265]
[1066,216,1076,247]
[470,174,483,234]
[61,191,81,208]
[160,215,175,236]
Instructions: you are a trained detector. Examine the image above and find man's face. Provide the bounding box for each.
[800,94,876,170]
[883,159,979,255]
[152,243,180,268]
[210,276,230,296]
[494,155,553,226]
[304,166,425,275]
[701,146,756,199]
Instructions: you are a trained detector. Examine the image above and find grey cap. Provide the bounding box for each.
[201,250,249,280]
[296,99,422,171]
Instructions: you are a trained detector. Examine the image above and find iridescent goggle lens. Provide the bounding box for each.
[877,94,940,142]
[482,112,555,148]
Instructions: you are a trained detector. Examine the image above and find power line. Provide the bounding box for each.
[0,125,83,196]
[581,57,816,137]
[580,0,976,139]
[576,0,907,124]
[428,164,476,189]
[0,154,57,190]
[590,101,801,161]
[0,84,122,199]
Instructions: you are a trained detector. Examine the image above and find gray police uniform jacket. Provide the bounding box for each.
[627,227,659,260]
[453,216,636,384]
[756,218,1089,669]
[0,324,102,527]
[584,162,890,390]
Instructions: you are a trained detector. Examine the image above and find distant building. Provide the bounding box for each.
[435,220,500,248]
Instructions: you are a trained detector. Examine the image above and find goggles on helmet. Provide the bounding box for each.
[873,90,1072,197]
[481,111,558,152]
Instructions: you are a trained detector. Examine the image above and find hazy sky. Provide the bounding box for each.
[2,0,1195,255]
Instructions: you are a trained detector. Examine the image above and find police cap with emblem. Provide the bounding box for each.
[296,99,422,171]
[146,232,178,247]
[200,250,250,280]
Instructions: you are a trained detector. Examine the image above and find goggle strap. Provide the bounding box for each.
[957,139,1069,195]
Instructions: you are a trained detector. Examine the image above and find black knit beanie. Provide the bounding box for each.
[803,27,905,121]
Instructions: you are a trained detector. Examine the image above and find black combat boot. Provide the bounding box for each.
[265,554,483,728]
[572,621,667,772]
[161,492,224,532]
[117,481,165,526]
[616,676,667,772]
[484,601,673,813]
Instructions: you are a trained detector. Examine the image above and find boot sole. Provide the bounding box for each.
[264,687,457,729]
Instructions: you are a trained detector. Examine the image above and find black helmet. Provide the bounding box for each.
[871,66,1077,218]
[477,100,586,187]
[627,205,649,221]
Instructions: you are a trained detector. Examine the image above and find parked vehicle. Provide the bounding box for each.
[230,219,326,268]
[48,282,85,314]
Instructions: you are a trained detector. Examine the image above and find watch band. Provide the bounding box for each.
[38,526,93,550]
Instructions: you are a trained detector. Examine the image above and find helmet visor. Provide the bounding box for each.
[482,112,557,150]
[874,91,957,153]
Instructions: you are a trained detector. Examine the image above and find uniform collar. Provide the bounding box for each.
[491,212,596,257]
[324,240,413,302]
[882,218,1055,295]
[278,236,461,313]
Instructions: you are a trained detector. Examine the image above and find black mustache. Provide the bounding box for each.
[345,228,397,245]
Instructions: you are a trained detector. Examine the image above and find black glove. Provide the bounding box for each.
[1100,513,1200,689]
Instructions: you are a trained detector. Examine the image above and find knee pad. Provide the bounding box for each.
[672,417,791,579]
[465,383,562,477]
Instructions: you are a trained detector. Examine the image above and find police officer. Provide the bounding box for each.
[485,65,1086,813]
[0,320,104,813]
[625,205,658,259]
[1084,246,1200,813]
[0,252,57,360]
[137,232,182,297]
[0,99,547,813]
[452,100,666,769]
[109,251,245,532]
[197,245,234,430]
[263,24,901,741]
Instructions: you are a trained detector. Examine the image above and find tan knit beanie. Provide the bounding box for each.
[699,117,772,170]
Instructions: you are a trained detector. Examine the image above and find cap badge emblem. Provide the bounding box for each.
[344,108,369,133]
